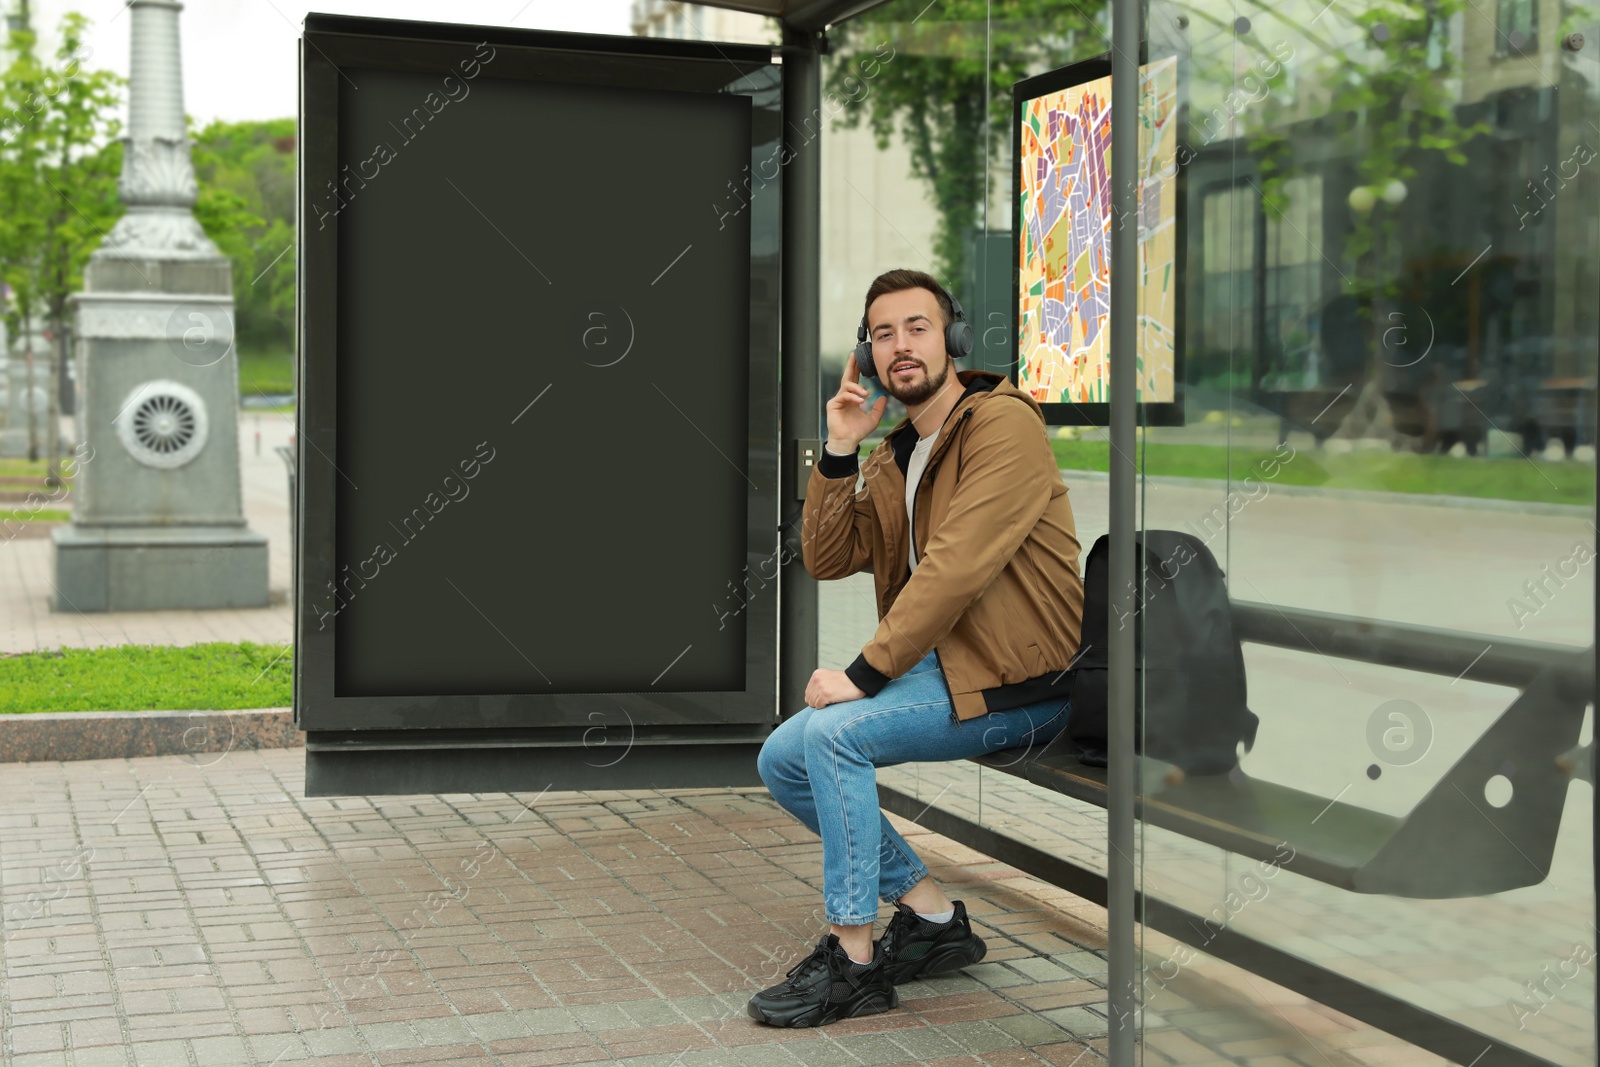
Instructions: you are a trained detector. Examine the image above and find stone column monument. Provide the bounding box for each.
[0,311,50,459]
[53,0,267,610]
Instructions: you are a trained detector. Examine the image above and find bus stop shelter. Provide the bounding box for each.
[292,4,1600,1066]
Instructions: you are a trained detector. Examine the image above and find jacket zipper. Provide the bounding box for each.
[940,647,961,728]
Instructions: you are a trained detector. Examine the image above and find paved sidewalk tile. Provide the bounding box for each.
[0,418,296,654]
[0,748,1490,1067]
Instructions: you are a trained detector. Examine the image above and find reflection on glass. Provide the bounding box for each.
[820,0,1595,1063]
[1137,0,1597,1064]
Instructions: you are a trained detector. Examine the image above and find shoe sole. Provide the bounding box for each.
[746,987,898,1027]
[883,935,987,985]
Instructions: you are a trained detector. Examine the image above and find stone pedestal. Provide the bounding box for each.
[54,525,268,611]
[51,0,268,612]
[53,290,267,611]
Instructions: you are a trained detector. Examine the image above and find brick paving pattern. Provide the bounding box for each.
[0,748,1463,1067]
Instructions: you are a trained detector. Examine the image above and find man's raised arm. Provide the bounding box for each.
[801,352,886,581]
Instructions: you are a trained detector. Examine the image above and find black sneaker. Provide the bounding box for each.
[876,900,987,984]
[745,933,898,1027]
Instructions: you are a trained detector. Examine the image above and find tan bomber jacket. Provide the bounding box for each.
[800,369,1085,722]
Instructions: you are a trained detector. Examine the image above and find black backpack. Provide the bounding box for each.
[1067,531,1259,776]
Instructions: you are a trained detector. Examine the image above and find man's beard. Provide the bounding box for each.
[882,353,951,405]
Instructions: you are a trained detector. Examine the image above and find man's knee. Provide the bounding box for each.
[802,704,859,755]
[757,721,802,787]
[756,733,782,787]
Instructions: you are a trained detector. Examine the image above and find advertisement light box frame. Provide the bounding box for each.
[296,15,782,742]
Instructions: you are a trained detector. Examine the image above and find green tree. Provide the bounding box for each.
[1246,0,1490,310]
[190,118,296,359]
[0,11,123,477]
[823,0,1104,291]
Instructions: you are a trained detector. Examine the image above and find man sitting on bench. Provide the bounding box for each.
[748,268,1087,1028]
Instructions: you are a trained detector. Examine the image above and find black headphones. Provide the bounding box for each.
[854,283,975,379]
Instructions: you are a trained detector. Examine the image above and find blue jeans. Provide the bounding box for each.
[757,649,1071,926]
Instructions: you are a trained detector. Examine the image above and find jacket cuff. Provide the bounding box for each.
[816,444,860,479]
[844,651,891,697]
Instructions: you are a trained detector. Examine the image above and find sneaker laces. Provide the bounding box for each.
[878,904,918,957]
[779,939,838,989]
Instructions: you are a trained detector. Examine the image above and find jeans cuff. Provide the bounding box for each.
[824,910,881,926]
[881,865,929,904]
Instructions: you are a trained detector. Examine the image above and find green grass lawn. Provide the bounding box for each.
[0,642,293,713]
[853,437,1594,506]
[1044,440,1594,506]
[0,458,79,480]
[1,508,70,523]
[238,349,295,397]
[2,458,75,522]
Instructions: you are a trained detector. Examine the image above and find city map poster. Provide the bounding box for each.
[1017,55,1178,410]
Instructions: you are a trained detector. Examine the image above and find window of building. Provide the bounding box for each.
[1263,175,1323,385]
[1495,0,1537,54]
[1200,183,1256,360]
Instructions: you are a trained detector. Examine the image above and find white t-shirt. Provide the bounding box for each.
[905,429,939,572]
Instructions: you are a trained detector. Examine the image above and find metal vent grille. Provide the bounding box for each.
[133,393,197,454]
[116,380,209,469]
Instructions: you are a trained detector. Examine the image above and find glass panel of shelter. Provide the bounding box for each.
[814,0,1596,1063]
[1135,1,1597,1065]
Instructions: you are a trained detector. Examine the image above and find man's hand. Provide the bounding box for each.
[824,352,886,455]
[805,668,867,709]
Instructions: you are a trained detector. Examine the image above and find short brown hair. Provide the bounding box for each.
[862,269,954,335]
